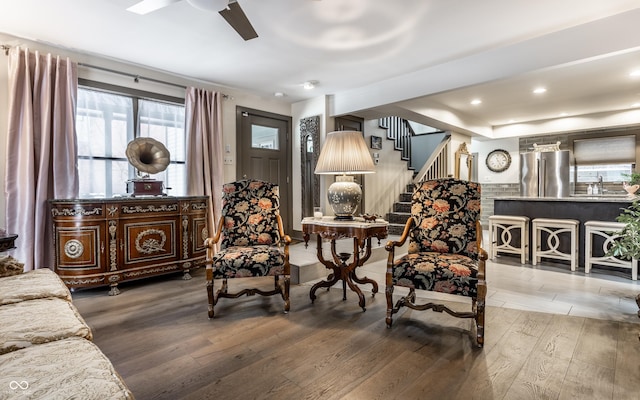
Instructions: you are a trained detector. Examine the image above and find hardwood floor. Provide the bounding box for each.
[72,253,640,400]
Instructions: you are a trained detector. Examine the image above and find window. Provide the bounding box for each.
[573,135,636,183]
[251,125,279,150]
[76,87,186,198]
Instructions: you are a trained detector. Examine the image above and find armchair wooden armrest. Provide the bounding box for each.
[276,215,291,275]
[475,220,488,280]
[385,218,414,251]
[385,217,414,263]
[276,215,292,247]
[204,217,225,262]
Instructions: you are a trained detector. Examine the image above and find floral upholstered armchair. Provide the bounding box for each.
[204,179,291,319]
[385,178,487,347]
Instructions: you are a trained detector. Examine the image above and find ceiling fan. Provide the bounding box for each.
[126,0,258,41]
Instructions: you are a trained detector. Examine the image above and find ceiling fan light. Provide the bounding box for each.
[186,0,228,12]
[127,0,182,14]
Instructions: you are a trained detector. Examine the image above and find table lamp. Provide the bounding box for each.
[314,130,375,220]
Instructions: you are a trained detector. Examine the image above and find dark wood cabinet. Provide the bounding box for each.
[50,196,209,295]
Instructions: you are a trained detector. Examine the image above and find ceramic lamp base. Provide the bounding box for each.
[327,176,362,220]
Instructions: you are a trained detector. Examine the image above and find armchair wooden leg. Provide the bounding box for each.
[474,298,485,348]
[407,288,416,303]
[206,279,215,319]
[385,284,394,328]
[276,274,290,313]
[474,284,487,348]
[283,275,290,313]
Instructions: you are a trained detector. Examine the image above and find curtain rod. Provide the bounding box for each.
[1,45,229,98]
[78,62,187,90]
[79,63,229,98]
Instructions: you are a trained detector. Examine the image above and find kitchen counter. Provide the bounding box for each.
[493,195,635,203]
[493,196,633,267]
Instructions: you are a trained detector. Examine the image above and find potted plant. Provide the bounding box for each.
[624,172,640,186]
[608,200,640,260]
[608,201,640,319]
[621,172,640,196]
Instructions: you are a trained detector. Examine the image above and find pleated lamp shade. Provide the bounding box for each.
[314,131,376,219]
[314,131,375,175]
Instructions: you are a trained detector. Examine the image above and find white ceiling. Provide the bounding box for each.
[2,0,640,138]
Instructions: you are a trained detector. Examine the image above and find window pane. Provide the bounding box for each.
[252,125,279,150]
[77,89,132,158]
[78,158,106,198]
[110,160,130,196]
[164,163,186,196]
[111,118,129,159]
[139,99,187,192]
[576,164,632,183]
[139,100,185,160]
[77,87,186,198]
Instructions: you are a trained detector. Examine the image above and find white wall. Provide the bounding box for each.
[472,137,520,184]
[0,32,291,229]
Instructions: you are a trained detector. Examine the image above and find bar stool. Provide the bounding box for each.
[584,220,637,280]
[532,218,579,271]
[488,215,530,264]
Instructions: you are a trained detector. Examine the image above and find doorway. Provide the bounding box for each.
[236,107,292,234]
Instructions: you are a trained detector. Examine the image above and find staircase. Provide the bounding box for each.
[387,184,414,235]
[378,116,451,235]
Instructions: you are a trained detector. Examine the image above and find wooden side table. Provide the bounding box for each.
[302,217,388,311]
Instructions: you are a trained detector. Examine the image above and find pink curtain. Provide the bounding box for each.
[184,87,224,237]
[5,47,78,271]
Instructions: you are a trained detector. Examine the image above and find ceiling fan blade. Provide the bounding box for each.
[219,1,258,41]
[127,0,183,15]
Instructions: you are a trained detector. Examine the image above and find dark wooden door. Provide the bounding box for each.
[237,107,292,234]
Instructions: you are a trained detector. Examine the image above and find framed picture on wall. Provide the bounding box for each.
[370,135,382,150]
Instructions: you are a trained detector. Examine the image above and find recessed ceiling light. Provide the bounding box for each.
[303,81,317,90]
[470,99,482,105]
[274,92,285,97]
[533,87,547,94]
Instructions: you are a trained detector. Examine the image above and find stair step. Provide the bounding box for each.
[388,223,407,236]
[399,192,412,202]
[387,212,410,225]
[393,202,411,213]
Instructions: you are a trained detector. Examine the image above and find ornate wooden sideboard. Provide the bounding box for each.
[50,196,209,295]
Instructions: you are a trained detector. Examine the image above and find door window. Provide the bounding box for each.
[251,125,279,150]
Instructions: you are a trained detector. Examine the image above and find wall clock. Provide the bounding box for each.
[486,149,511,172]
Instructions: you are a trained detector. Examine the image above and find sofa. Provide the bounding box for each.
[0,266,134,399]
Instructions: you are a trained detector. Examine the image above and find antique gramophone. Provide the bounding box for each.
[125,137,170,196]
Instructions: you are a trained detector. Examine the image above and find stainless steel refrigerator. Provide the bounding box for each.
[520,150,570,197]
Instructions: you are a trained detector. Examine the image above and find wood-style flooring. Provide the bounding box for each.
[72,257,640,400]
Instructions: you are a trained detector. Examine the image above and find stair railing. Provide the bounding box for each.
[379,116,412,161]
[412,135,451,185]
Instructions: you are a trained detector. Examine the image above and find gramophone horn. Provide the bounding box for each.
[126,137,171,175]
